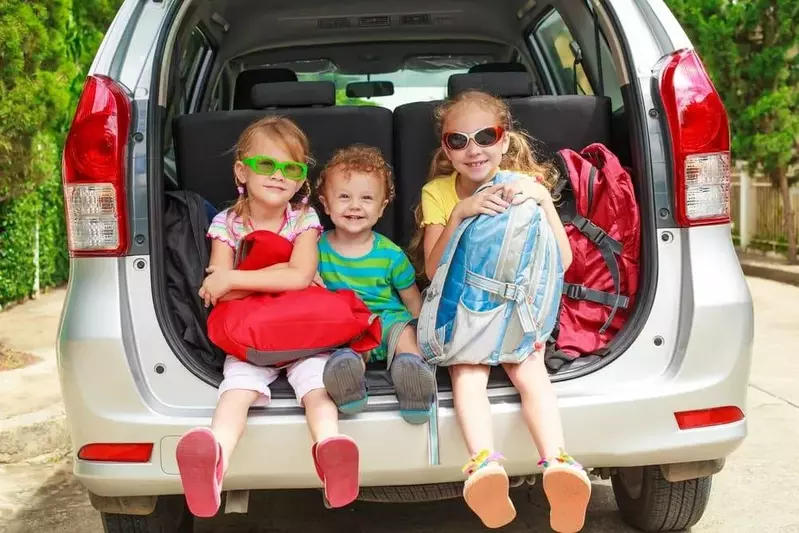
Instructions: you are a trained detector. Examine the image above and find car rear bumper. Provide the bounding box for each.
[60,227,753,498]
[62,337,749,497]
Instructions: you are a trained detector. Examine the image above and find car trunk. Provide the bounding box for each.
[147,0,660,400]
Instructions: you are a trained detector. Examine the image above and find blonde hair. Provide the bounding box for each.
[317,144,396,203]
[408,90,558,274]
[230,115,313,226]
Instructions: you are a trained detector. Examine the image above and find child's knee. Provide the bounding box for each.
[396,324,420,354]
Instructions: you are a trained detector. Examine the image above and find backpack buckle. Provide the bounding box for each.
[565,283,588,300]
[501,283,519,300]
[574,217,607,245]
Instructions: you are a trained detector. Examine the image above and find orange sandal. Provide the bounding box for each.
[539,450,591,532]
[462,450,516,529]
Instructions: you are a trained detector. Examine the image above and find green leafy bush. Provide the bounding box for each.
[0,0,122,305]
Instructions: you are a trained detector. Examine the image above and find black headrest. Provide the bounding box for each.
[448,72,537,99]
[251,81,336,109]
[469,62,527,73]
[233,68,298,109]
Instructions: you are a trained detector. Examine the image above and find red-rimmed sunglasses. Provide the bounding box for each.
[442,126,505,151]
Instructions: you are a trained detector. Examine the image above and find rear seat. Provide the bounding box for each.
[173,80,396,240]
[393,71,612,247]
[232,67,298,109]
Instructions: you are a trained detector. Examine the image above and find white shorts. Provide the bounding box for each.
[218,353,330,407]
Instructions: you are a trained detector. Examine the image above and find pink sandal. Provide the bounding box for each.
[539,450,591,532]
[462,450,516,529]
[312,435,360,508]
[176,428,225,518]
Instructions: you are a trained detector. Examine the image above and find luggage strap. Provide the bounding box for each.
[563,283,629,309]
[464,271,536,333]
[560,166,626,333]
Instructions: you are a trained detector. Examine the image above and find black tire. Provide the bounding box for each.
[611,466,712,532]
[358,483,463,503]
[101,495,193,533]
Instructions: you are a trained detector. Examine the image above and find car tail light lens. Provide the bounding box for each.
[674,406,744,430]
[78,443,154,463]
[62,75,131,256]
[658,49,731,227]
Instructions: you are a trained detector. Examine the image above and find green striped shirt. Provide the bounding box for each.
[318,232,416,317]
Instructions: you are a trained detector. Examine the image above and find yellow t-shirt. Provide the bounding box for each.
[420,172,460,227]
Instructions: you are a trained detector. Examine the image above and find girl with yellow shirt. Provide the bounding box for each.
[409,91,590,533]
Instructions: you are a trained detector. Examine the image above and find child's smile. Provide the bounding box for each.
[321,169,388,237]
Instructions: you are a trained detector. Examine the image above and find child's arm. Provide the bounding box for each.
[423,222,458,280]
[200,239,235,306]
[201,230,319,305]
[423,183,509,279]
[398,286,422,318]
[229,229,320,293]
[391,249,422,318]
[217,262,291,302]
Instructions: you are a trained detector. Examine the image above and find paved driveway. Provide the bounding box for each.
[2,277,798,533]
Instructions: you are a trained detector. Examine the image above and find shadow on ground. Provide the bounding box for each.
[2,462,637,533]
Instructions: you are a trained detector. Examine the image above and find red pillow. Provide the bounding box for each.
[207,231,380,366]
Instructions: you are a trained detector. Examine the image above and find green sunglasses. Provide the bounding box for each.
[241,156,308,181]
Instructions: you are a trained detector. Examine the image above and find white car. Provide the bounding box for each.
[58,0,753,531]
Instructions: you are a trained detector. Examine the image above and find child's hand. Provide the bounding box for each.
[199,266,235,307]
[502,176,552,205]
[453,183,509,220]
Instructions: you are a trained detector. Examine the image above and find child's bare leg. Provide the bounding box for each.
[504,352,590,532]
[449,364,494,454]
[176,355,274,518]
[451,364,516,528]
[211,389,260,468]
[502,353,564,459]
[395,325,421,354]
[292,355,360,509]
[390,325,436,424]
[302,388,340,442]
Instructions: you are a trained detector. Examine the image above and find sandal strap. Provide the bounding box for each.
[462,449,504,476]
[537,449,583,469]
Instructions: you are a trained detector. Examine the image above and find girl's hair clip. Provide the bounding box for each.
[237,186,245,195]
[301,196,309,205]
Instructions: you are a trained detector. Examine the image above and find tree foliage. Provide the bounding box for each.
[0,0,122,304]
[667,0,799,261]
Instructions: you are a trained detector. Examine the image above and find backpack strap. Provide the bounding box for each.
[559,166,626,333]
[463,271,536,334]
[417,216,478,361]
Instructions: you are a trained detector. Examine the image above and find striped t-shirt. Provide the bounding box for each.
[317,231,416,318]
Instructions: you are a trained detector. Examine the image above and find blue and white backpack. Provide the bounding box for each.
[417,170,565,366]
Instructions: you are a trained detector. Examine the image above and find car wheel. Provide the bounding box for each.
[611,466,712,532]
[101,495,193,533]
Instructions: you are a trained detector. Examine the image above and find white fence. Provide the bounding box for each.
[732,170,799,252]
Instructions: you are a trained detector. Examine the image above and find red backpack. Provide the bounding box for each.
[207,230,381,366]
[549,143,640,361]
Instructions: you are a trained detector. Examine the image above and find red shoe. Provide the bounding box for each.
[176,428,225,518]
[312,435,360,508]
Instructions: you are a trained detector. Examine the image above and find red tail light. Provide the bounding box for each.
[62,75,131,257]
[78,443,154,463]
[674,406,744,430]
[658,49,731,227]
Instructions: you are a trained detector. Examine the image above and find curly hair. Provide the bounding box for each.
[316,144,396,203]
